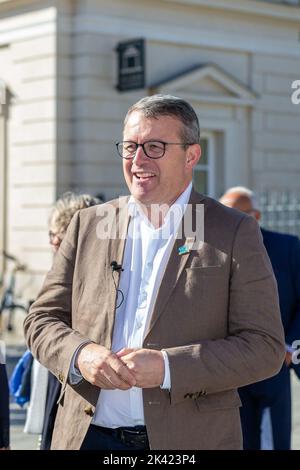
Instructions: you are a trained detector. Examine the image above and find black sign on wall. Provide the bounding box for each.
[116,38,145,92]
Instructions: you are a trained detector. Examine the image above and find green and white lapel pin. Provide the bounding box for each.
[178,237,195,255]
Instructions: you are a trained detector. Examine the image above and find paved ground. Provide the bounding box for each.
[10,403,39,450]
[5,343,39,450]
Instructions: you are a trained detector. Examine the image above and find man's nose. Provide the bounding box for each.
[132,144,148,164]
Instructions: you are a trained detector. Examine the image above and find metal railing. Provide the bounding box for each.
[0,252,28,333]
[259,191,300,238]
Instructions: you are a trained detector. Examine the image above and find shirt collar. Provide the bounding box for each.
[127,182,192,231]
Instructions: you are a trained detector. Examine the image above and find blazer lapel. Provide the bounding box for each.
[105,198,131,348]
[145,189,205,337]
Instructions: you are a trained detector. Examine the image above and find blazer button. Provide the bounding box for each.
[84,406,94,417]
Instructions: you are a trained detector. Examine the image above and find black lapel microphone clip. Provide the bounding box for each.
[110,261,124,308]
[110,261,124,272]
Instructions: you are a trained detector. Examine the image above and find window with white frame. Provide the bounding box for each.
[193,132,215,197]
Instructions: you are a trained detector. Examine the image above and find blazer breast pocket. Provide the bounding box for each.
[186,265,224,275]
[184,266,227,299]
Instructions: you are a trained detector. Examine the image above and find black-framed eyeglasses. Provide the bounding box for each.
[116,140,196,160]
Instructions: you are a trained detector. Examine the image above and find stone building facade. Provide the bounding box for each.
[0,0,299,299]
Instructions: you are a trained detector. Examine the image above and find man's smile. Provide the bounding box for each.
[133,171,156,181]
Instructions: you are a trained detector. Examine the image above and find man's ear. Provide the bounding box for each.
[254,210,261,221]
[186,144,201,169]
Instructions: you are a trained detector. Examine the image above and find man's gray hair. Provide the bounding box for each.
[124,94,200,144]
[222,186,258,209]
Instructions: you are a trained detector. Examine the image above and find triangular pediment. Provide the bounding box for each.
[150,64,257,106]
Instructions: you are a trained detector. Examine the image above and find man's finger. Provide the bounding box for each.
[123,360,135,371]
[116,348,135,358]
[94,376,115,389]
[100,367,133,390]
[109,356,136,386]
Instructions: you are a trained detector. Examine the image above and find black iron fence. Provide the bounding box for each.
[259,191,300,238]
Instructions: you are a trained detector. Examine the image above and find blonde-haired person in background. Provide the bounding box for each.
[25,192,102,450]
[48,192,103,253]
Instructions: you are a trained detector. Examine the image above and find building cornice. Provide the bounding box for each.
[163,0,300,22]
[1,0,299,21]
[1,0,300,23]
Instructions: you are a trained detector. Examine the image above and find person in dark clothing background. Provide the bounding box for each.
[220,186,300,450]
[0,362,10,450]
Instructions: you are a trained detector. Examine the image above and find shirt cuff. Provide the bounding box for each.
[68,341,91,385]
[160,350,171,390]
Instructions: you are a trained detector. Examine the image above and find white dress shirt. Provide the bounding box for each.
[71,183,192,428]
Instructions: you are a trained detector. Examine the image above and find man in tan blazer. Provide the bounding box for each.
[24,94,285,450]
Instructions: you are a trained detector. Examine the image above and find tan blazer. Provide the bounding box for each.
[24,190,285,450]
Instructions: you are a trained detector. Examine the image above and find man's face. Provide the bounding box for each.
[122,111,200,206]
[219,193,261,220]
[49,230,63,253]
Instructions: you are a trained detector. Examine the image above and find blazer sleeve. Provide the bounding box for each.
[0,364,10,448]
[166,216,286,405]
[24,210,92,392]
